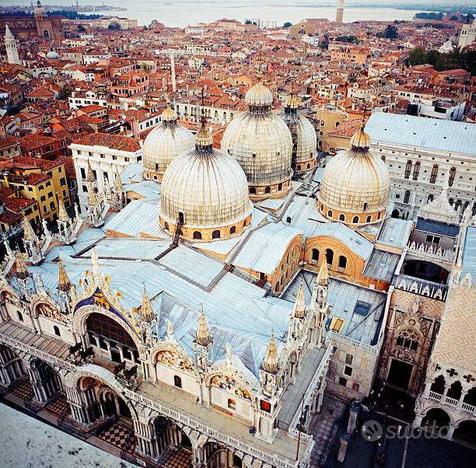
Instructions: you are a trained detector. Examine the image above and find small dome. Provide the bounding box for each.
[245,82,273,107]
[160,125,252,241]
[282,97,317,176]
[318,127,390,224]
[46,50,59,59]
[143,108,194,181]
[222,81,293,199]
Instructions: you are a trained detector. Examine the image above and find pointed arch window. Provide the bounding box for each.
[412,161,420,181]
[430,164,438,184]
[448,167,456,187]
[404,160,412,179]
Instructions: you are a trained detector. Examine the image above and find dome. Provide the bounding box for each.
[245,82,273,107]
[221,82,293,200]
[143,106,195,181]
[282,96,317,176]
[160,123,252,242]
[317,127,390,225]
[46,50,59,59]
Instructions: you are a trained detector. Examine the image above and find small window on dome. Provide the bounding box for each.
[193,231,202,240]
[327,209,333,217]
[352,216,359,223]
[366,215,372,223]
[265,186,271,194]
[164,222,169,231]
[212,230,221,239]
[230,226,236,234]
[363,202,368,212]
[339,214,345,221]
[250,187,256,195]
[278,183,282,191]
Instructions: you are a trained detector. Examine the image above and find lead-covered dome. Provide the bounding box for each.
[159,123,252,242]
[282,95,317,177]
[317,126,390,225]
[143,106,195,182]
[221,82,293,200]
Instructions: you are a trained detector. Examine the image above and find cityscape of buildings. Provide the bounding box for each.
[0,1,475,467]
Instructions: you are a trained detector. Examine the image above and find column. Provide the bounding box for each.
[446,423,456,440]
[192,446,205,468]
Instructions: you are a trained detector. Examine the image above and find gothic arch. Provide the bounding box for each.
[67,365,139,421]
[72,304,144,355]
[204,369,254,402]
[150,342,193,369]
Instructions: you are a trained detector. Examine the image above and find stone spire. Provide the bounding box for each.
[317,260,329,286]
[23,217,37,243]
[15,252,29,280]
[58,198,69,223]
[114,172,123,192]
[57,258,71,292]
[140,285,155,323]
[196,306,212,346]
[293,281,306,319]
[262,333,279,374]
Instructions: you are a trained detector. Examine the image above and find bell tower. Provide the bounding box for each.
[5,25,20,65]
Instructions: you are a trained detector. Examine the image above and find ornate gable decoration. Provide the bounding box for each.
[153,342,194,373]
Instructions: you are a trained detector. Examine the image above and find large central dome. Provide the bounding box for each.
[159,122,252,242]
[143,106,195,182]
[221,82,293,200]
[317,126,390,225]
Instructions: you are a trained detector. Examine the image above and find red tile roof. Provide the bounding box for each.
[72,133,141,152]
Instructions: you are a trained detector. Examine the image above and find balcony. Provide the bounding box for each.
[407,241,455,263]
[392,274,448,302]
[427,391,476,415]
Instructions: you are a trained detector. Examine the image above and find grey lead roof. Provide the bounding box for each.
[366,113,476,156]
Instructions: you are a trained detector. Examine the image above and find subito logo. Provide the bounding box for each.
[361,420,383,442]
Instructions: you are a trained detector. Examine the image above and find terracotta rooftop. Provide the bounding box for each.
[72,133,141,152]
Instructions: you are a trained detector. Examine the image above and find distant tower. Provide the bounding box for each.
[336,0,344,25]
[4,25,21,65]
[169,52,177,95]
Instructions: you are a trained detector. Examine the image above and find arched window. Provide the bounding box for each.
[212,230,221,239]
[412,161,420,181]
[17,311,23,322]
[430,164,438,184]
[164,222,169,231]
[448,167,456,187]
[404,190,410,204]
[396,329,418,352]
[230,226,236,234]
[363,202,368,212]
[278,183,283,191]
[174,375,182,388]
[53,325,61,337]
[428,194,433,202]
[366,215,372,223]
[264,186,271,194]
[286,216,291,223]
[178,212,184,224]
[404,160,412,179]
[325,249,334,266]
[193,231,202,240]
[430,375,445,395]
[338,255,347,269]
[339,214,345,221]
[447,381,462,401]
[312,248,319,261]
[250,187,256,195]
[327,209,333,218]
[352,215,359,223]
